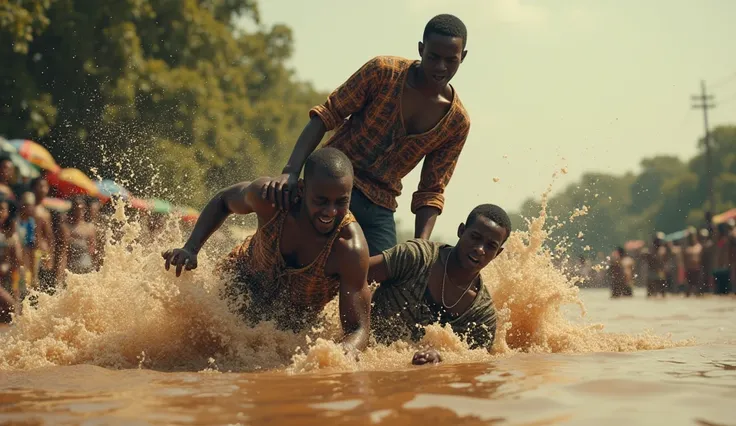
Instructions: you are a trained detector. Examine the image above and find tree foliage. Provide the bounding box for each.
[0,0,325,206]
[514,125,736,257]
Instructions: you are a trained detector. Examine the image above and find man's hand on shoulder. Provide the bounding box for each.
[259,173,299,211]
[222,177,281,220]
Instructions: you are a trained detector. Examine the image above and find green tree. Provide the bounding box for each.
[0,0,325,207]
[510,125,736,255]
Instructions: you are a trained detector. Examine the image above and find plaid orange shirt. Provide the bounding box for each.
[310,56,471,213]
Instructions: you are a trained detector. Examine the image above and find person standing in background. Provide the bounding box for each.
[713,222,732,295]
[683,229,704,296]
[700,228,716,293]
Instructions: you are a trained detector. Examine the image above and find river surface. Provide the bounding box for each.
[1,289,734,426]
[1,196,735,425]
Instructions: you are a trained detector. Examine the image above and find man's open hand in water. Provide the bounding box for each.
[162,247,198,277]
[412,348,442,365]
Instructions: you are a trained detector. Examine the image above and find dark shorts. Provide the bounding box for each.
[349,188,397,256]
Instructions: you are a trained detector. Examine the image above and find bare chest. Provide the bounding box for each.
[400,84,452,136]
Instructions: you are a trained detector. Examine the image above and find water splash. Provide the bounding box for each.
[0,171,690,373]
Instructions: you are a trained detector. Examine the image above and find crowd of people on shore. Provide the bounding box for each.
[576,219,736,298]
[0,157,174,323]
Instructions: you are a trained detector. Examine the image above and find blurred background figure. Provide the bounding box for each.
[608,247,634,298]
[683,228,704,296]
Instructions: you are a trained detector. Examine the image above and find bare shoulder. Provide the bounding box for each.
[226,176,278,219]
[331,221,369,267]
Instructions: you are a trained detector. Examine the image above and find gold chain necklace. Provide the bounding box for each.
[441,248,479,309]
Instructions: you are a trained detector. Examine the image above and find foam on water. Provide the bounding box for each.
[0,173,691,373]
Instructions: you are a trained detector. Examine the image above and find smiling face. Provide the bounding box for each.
[455,216,507,273]
[300,174,353,236]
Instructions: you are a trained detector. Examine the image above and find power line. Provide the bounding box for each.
[691,80,716,214]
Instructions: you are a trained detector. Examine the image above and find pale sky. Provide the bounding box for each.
[257,0,736,241]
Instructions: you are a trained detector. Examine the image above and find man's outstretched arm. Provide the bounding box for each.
[182,177,272,255]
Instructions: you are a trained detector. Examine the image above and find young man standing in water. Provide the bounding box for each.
[683,229,704,296]
[644,233,668,298]
[367,204,510,365]
[261,14,471,255]
[608,247,634,298]
[162,148,372,355]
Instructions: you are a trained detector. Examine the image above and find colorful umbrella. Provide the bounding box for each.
[96,179,131,200]
[623,240,644,251]
[148,198,173,214]
[47,168,100,198]
[42,197,72,213]
[128,197,150,210]
[6,139,60,173]
[0,140,39,179]
[8,152,40,179]
[0,139,15,155]
[663,229,688,242]
[713,208,736,225]
[175,206,200,223]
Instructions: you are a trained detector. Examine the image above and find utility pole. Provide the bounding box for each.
[691,80,716,215]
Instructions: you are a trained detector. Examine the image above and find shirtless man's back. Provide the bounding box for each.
[683,230,703,296]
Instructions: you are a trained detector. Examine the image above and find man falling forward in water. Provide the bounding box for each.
[262,14,471,255]
[162,148,372,355]
[367,204,511,365]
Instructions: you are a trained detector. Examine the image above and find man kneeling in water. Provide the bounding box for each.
[162,148,372,354]
[368,204,510,365]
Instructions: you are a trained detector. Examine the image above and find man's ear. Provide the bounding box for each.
[457,222,466,238]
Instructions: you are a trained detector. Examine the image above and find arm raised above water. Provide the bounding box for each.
[163,177,276,276]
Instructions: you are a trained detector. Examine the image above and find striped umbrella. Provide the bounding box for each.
[42,197,72,213]
[47,168,100,198]
[128,197,150,210]
[9,153,40,179]
[6,139,60,173]
[175,206,199,223]
[0,140,39,179]
[149,199,173,214]
[96,179,131,201]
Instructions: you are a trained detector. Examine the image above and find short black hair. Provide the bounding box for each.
[303,147,354,181]
[466,204,512,243]
[423,14,468,48]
